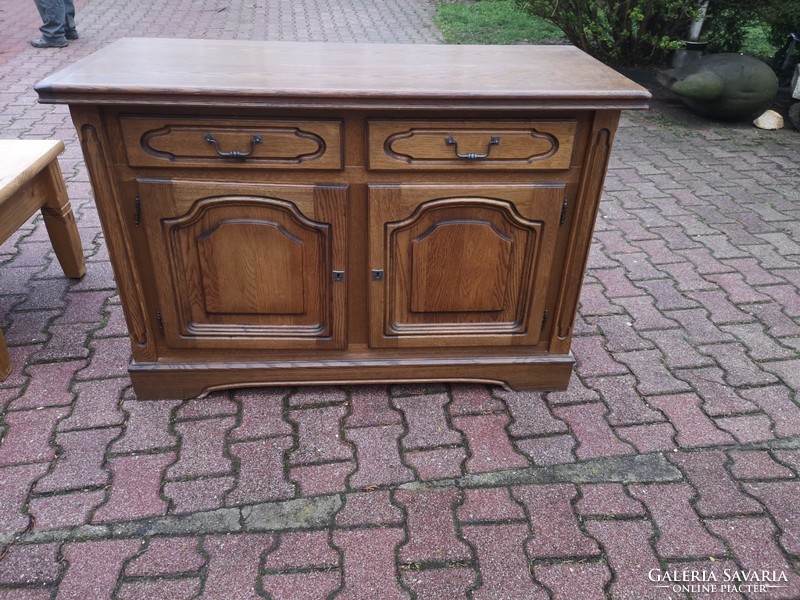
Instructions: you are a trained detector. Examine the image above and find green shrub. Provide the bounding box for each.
[514,0,699,66]
[701,0,800,81]
[697,0,755,53]
[515,0,800,68]
[754,2,800,50]
[738,24,777,60]
[758,2,800,83]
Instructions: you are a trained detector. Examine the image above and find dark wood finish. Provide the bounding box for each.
[137,179,347,350]
[0,140,86,381]
[550,110,620,354]
[73,106,157,361]
[368,184,563,348]
[35,39,651,110]
[128,351,576,400]
[36,39,649,398]
[121,116,342,169]
[368,120,576,170]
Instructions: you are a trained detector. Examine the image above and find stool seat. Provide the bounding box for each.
[0,140,65,204]
[0,139,86,381]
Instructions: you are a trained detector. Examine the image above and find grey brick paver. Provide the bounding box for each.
[2,0,800,598]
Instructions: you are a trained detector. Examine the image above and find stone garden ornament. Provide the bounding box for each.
[658,53,779,121]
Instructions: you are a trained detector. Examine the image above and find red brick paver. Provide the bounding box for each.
[396,488,471,564]
[202,534,275,599]
[461,524,548,600]
[59,540,140,600]
[513,484,600,558]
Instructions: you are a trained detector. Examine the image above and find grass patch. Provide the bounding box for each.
[434,0,566,45]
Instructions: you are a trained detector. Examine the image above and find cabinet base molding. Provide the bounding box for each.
[129,353,575,400]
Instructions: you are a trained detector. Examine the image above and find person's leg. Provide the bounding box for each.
[64,0,78,38]
[32,0,67,45]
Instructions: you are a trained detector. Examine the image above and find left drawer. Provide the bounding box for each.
[119,116,343,169]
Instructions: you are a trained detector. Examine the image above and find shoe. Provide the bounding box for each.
[30,37,68,48]
[65,30,79,40]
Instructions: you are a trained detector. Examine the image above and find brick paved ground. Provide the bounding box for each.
[2,0,800,598]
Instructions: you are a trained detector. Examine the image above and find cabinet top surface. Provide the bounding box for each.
[35,38,650,110]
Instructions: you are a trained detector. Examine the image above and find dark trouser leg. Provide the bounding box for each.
[33,0,67,43]
[64,0,77,36]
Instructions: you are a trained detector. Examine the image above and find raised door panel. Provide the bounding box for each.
[138,180,346,350]
[369,184,564,348]
[410,220,512,313]
[198,220,306,315]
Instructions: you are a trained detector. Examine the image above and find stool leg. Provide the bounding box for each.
[39,160,86,279]
[0,329,11,382]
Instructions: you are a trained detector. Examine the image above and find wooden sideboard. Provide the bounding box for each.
[36,38,649,399]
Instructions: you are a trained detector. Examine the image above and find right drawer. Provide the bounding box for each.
[368,120,577,171]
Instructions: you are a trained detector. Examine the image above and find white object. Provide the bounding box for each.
[753,110,784,130]
[688,1,709,41]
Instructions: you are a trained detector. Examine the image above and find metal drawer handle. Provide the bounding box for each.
[444,135,500,160]
[204,133,263,159]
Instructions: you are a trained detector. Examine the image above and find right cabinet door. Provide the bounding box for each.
[369,184,564,348]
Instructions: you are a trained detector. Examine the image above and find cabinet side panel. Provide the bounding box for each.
[549,110,619,354]
[70,105,156,362]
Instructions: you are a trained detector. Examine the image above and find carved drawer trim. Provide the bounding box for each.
[120,116,342,169]
[368,120,576,171]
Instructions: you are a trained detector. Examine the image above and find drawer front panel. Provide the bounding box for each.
[121,116,342,169]
[368,120,576,171]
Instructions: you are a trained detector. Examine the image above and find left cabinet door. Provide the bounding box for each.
[137,179,347,350]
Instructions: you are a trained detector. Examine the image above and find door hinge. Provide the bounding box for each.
[332,271,345,282]
[541,309,549,332]
[155,311,165,337]
[134,196,141,226]
[371,270,384,281]
[560,199,568,225]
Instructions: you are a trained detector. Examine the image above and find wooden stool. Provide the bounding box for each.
[0,140,86,381]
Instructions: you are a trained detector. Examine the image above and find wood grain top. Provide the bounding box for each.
[35,38,650,110]
[0,140,64,204]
